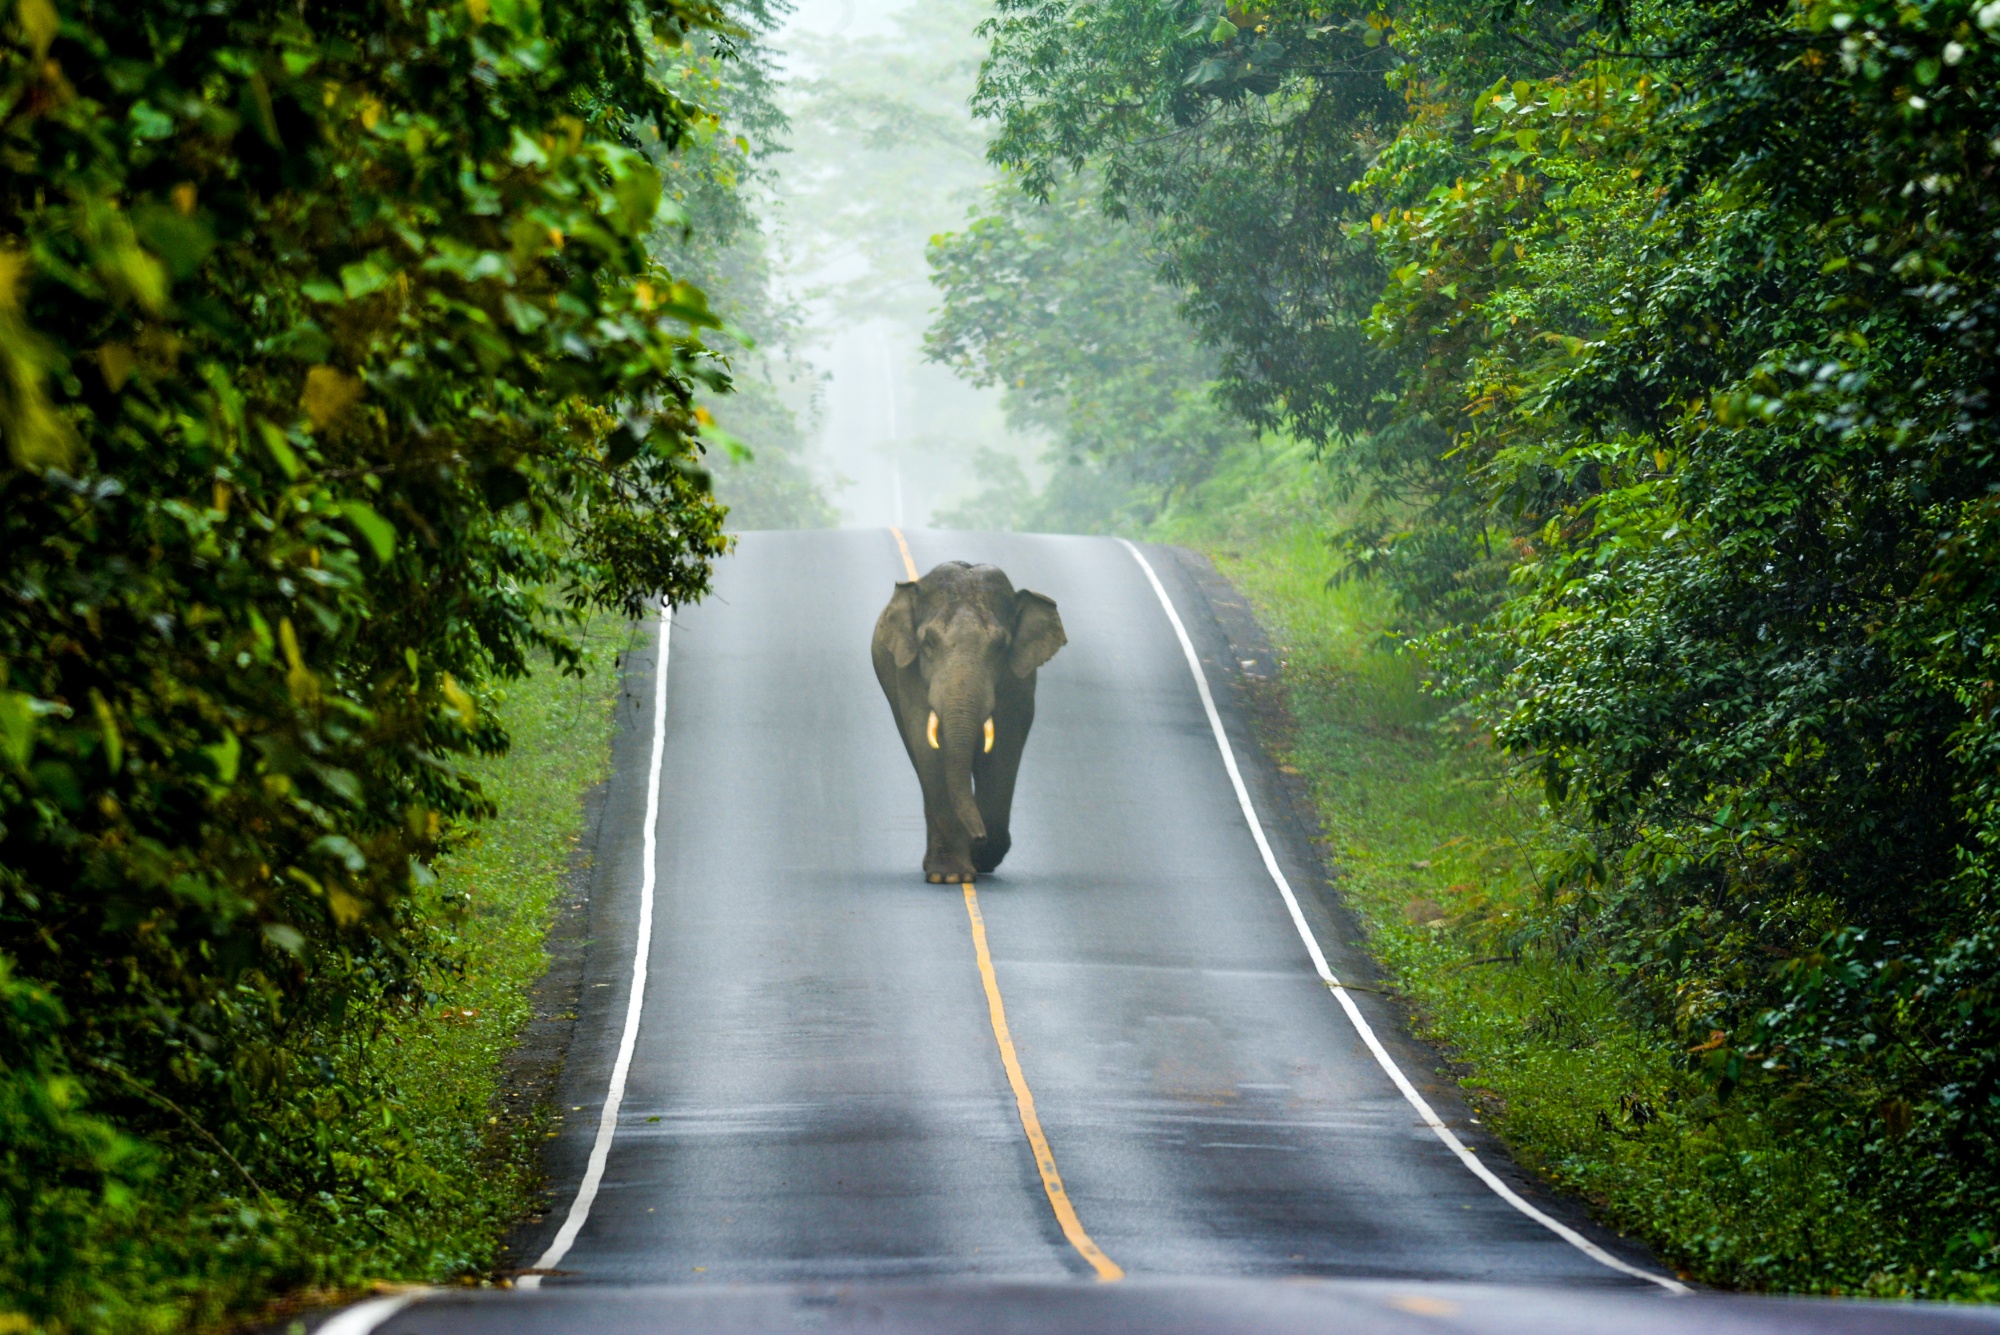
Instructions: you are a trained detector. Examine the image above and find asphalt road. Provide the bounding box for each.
[325,530,2000,1334]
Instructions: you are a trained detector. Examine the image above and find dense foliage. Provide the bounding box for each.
[925,181,1251,526]
[0,0,749,1322]
[970,0,1526,620]
[955,0,2000,1295]
[652,10,834,529]
[780,0,999,326]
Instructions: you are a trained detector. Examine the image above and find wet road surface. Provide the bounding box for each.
[320,530,1997,1333]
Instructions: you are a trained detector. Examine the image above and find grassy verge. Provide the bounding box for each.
[11,628,628,1335]
[373,627,627,1267]
[1149,443,1952,1297]
[239,625,628,1329]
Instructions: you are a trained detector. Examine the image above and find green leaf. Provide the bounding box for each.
[339,258,396,300]
[133,204,216,280]
[698,417,751,464]
[313,764,363,805]
[488,0,540,34]
[201,730,241,785]
[508,126,549,167]
[14,0,58,57]
[652,280,721,330]
[608,157,664,234]
[338,500,397,563]
[311,835,367,872]
[241,71,281,146]
[128,101,176,141]
[503,292,548,332]
[263,923,306,954]
[0,691,36,769]
[31,759,82,811]
[89,690,122,773]
[257,421,304,479]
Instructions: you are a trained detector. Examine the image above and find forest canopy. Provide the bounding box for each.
[939,0,2000,1296]
[0,0,769,1323]
[10,0,2000,1316]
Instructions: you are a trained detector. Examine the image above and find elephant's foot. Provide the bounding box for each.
[970,829,1011,874]
[924,846,977,884]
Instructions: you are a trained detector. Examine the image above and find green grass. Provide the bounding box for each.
[0,626,629,1335]
[1149,444,1978,1298]
[362,625,628,1275]
[220,625,630,1332]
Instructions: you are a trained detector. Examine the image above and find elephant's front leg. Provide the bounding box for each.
[924,812,977,883]
[917,752,978,883]
[922,798,978,884]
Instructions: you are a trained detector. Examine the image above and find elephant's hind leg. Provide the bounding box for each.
[969,713,1027,874]
[970,830,1010,874]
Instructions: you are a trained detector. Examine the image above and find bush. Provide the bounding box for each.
[0,0,738,1323]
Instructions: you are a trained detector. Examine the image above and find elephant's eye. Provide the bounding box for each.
[983,718,994,753]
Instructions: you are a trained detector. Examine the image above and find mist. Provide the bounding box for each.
[763,0,1041,529]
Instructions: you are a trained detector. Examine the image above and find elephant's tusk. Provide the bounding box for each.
[927,711,940,749]
[983,717,994,753]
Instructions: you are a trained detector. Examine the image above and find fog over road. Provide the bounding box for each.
[330,530,2000,1333]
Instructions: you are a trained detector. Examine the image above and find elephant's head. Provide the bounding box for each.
[879,563,1066,842]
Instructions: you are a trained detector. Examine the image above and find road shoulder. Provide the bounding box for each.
[1132,541,1675,1284]
[497,620,664,1280]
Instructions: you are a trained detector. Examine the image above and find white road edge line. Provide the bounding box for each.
[312,1292,420,1335]
[519,602,671,1291]
[1117,539,1689,1296]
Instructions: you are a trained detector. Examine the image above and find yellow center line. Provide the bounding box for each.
[962,884,1124,1282]
[887,527,1122,1283]
[891,525,919,581]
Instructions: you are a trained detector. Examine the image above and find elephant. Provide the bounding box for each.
[872,560,1067,883]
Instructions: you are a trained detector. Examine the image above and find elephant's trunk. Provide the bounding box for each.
[941,703,986,844]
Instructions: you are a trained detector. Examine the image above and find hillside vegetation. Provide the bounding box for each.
[7,0,2000,1321]
[0,0,812,1324]
[932,0,2000,1297]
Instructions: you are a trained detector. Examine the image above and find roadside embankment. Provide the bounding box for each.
[245,630,629,1332]
[11,632,629,1335]
[1149,441,1986,1300]
[350,624,630,1287]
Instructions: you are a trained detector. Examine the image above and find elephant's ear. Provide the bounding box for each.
[878,581,921,669]
[1010,590,1066,677]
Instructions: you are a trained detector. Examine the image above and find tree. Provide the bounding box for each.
[973,0,2000,1291]
[0,0,742,1319]
[926,180,1251,525]
[976,0,1406,448]
[650,5,837,530]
